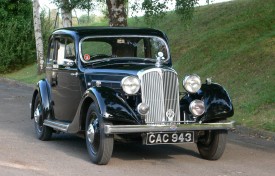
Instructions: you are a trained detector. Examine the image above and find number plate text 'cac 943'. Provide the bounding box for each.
[146,132,194,145]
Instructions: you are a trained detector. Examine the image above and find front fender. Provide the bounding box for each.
[31,79,51,120]
[82,87,141,124]
[181,83,234,122]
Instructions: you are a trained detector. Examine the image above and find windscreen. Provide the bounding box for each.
[80,36,169,63]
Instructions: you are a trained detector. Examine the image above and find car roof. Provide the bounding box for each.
[52,26,168,40]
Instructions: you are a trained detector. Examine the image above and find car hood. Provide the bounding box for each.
[83,64,173,90]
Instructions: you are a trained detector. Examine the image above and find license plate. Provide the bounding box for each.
[146,132,194,145]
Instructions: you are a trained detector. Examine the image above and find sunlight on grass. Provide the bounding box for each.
[1,64,45,84]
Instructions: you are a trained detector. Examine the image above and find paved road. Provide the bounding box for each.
[0,79,275,176]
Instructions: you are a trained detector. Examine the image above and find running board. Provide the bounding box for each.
[43,119,70,132]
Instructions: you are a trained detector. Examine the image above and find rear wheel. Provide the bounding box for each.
[33,95,52,141]
[197,130,227,160]
[85,103,114,165]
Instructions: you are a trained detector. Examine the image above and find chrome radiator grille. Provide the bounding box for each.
[139,68,180,124]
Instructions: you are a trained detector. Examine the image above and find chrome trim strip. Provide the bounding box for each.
[104,121,235,134]
[43,119,70,132]
[91,80,121,84]
[138,67,177,76]
[146,120,196,124]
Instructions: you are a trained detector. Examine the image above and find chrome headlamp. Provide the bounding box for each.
[183,74,202,93]
[189,100,205,117]
[121,76,140,95]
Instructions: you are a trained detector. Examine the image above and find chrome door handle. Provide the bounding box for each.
[70,72,79,77]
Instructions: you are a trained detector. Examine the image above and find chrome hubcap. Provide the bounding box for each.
[87,123,95,143]
[34,106,41,123]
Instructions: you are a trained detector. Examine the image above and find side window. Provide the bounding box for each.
[54,37,75,67]
[65,38,75,60]
[55,38,66,65]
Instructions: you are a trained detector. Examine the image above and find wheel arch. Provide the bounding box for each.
[31,79,52,120]
[31,89,39,119]
[80,96,94,131]
[77,86,141,131]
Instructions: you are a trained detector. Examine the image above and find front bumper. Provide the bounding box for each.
[104,121,235,134]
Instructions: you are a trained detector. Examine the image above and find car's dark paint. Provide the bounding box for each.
[48,68,82,122]
[83,64,150,91]
[180,83,234,123]
[31,79,52,120]
[33,26,233,132]
[85,87,140,123]
[38,27,172,125]
[31,27,235,164]
[65,86,142,133]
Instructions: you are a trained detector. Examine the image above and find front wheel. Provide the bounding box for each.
[197,130,227,160]
[33,95,52,141]
[85,103,114,165]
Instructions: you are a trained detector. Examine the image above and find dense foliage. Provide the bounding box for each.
[0,0,36,73]
[140,0,198,26]
[52,0,198,27]
[51,0,94,11]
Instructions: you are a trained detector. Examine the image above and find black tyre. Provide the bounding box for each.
[197,130,227,160]
[85,103,114,165]
[33,95,52,141]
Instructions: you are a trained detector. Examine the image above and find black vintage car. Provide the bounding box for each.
[30,27,234,165]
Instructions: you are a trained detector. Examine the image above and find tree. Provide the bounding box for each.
[140,0,169,26]
[0,0,36,73]
[106,0,128,27]
[175,0,198,20]
[51,0,94,27]
[33,0,44,74]
[104,0,198,27]
[139,0,198,26]
[79,14,94,25]
[52,0,198,28]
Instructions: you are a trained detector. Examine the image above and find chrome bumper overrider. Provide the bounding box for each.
[104,121,235,134]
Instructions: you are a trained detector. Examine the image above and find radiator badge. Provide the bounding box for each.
[166,109,175,121]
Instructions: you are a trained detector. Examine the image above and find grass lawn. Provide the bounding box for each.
[1,64,45,84]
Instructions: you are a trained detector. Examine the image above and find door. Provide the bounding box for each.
[46,36,81,122]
